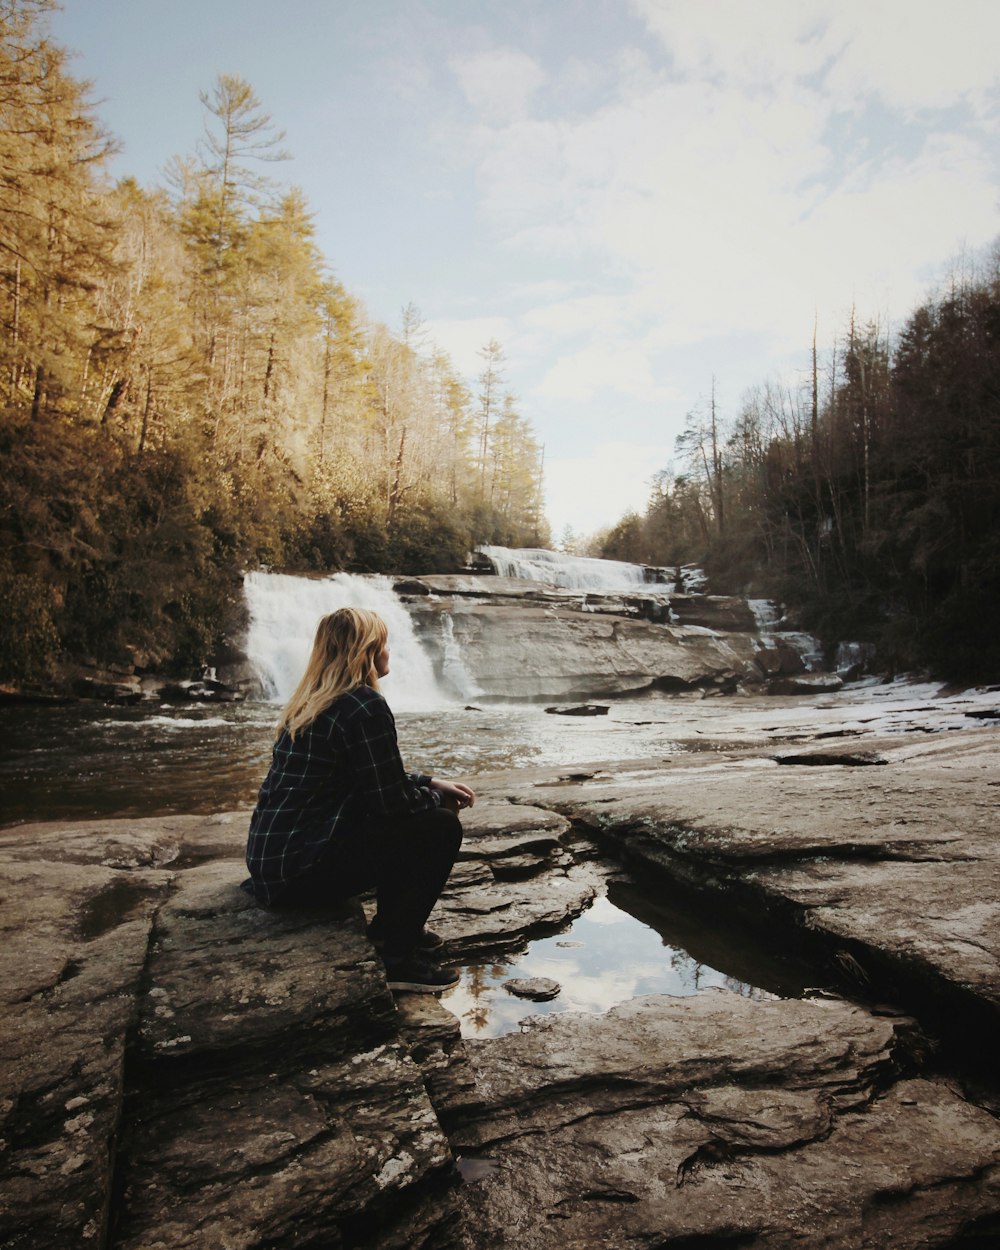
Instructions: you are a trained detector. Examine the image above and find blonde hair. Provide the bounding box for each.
[277,607,388,739]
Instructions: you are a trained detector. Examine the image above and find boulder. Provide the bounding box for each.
[668,593,758,631]
[754,636,808,675]
[769,672,844,694]
[114,864,457,1250]
[71,676,143,704]
[544,703,609,716]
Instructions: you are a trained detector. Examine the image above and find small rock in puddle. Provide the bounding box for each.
[555,940,584,949]
[504,977,561,1001]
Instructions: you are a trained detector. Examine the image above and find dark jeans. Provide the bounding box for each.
[279,806,463,958]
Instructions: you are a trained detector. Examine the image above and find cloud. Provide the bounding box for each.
[820,2,1000,115]
[424,315,517,380]
[430,10,1000,530]
[447,14,999,374]
[631,0,1000,114]
[450,46,545,124]
[535,343,678,404]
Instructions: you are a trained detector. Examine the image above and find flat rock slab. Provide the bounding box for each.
[114,863,456,1250]
[0,797,601,1248]
[446,992,1000,1249]
[4,731,1000,1249]
[503,977,561,1001]
[525,732,1000,1028]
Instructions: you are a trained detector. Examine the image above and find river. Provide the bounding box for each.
[1,679,989,828]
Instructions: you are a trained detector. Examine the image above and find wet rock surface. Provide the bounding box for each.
[2,716,1000,1247]
[502,976,561,1001]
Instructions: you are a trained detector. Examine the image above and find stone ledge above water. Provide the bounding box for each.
[516,730,1000,1045]
[3,723,1000,1248]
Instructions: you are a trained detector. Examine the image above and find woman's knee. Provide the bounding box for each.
[434,806,463,854]
[411,806,463,860]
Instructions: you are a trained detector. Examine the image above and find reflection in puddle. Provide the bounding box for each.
[455,1156,500,1182]
[442,883,815,1039]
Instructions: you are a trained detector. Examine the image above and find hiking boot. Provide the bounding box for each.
[384,953,460,994]
[367,921,444,952]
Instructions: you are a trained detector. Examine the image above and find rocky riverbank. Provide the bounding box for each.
[2,716,999,1248]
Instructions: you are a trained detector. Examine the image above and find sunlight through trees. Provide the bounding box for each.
[0,6,548,682]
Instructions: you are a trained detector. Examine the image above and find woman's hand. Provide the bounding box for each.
[430,778,476,813]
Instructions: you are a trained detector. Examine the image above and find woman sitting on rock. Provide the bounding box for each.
[244,606,474,993]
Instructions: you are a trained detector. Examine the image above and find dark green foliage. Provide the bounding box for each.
[602,253,1000,682]
[0,567,59,683]
[386,509,469,574]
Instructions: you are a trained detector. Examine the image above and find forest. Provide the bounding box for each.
[0,2,547,685]
[599,253,1000,681]
[4,3,997,690]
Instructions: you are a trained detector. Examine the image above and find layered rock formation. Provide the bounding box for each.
[2,719,999,1248]
[445,995,1000,1249]
[398,575,826,701]
[521,730,1000,1039]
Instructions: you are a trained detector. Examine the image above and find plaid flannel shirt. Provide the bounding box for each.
[244,684,438,904]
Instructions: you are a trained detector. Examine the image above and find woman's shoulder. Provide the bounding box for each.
[322,684,388,720]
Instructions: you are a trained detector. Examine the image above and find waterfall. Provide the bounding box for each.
[243,570,446,710]
[748,599,781,634]
[439,613,482,700]
[476,545,669,592]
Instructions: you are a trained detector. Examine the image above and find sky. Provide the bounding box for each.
[49,0,1000,540]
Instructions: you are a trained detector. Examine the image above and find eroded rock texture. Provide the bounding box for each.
[445,994,1000,1249]
[528,732,1000,1036]
[2,725,1000,1249]
[0,800,602,1249]
[399,577,811,699]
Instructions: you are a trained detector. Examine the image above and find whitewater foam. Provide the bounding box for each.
[243,571,447,710]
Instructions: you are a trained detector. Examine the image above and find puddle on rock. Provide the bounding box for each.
[442,880,816,1039]
[455,1156,501,1183]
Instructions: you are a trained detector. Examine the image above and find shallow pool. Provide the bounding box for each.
[442,880,814,1038]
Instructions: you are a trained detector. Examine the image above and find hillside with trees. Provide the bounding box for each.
[0,2,547,685]
[600,257,1000,681]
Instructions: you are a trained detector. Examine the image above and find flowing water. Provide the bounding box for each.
[475,544,667,591]
[4,557,994,1037]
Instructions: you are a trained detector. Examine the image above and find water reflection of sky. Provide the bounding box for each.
[442,893,785,1040]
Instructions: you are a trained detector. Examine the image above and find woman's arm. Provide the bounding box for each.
[429,778,475,812]
[344,696,438,818]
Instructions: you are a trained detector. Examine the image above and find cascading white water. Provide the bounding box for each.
[477,545,664,592]
[748,599,781,633]
[243,571,447,710]
[439,613,482,700]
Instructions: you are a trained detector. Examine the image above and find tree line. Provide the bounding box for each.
[599,249,1000,680]
[0,2,548,684]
